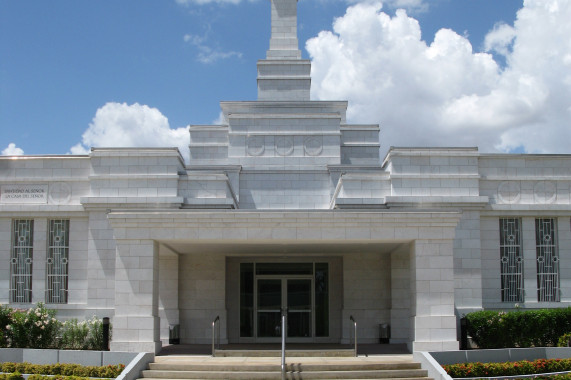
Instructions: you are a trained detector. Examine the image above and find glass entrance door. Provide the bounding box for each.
[257,279,282,337]
[239,262,328,341]
[256,277,312,339]
[287,279,312,337]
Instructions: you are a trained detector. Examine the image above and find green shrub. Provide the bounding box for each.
[60,319,90,350]
[0,305,12,347]
[0,363,16,373]
[6,372,24,380]
[466,307,571,348]
[59,316,111,351]
[7,303,61,349]
[443,358,571,378]
[1,303,110,350]
[558,332,571,347]
[85,316,111,351]
[26,376,107,380]
[0,363,124,378]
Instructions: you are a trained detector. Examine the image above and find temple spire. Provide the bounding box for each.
[257,0,311,100]
[267,0,301,59]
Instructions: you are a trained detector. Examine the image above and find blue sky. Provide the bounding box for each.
[2,0,570,161]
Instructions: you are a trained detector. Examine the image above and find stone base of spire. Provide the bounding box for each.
[266,49,302,60]
[257,59,311,101]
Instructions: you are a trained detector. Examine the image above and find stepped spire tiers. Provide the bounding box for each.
[257,0,311,101]
[189,0,381,170]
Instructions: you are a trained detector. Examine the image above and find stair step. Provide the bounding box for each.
[141,369,428,379]
[139,355,431,380]
[148,362,421,372]
[142,378,430,380]
[214,349,356,357]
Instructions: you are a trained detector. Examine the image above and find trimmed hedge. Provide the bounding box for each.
[559,333,571,347]
[443,358,571,378]
[0,363,124,379]
[465,308,571,348]
[0,374,24,380]
[27,376,100,380]
[0,375,107,380]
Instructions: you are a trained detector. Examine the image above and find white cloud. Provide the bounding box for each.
[484,23,516,57]
[306,0,571,155]
[70,102,190,162]
[2,143,25,156]
[184,33,243,64]
[213,111,227,125]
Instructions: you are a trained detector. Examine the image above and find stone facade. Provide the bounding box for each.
[1,0,570,353]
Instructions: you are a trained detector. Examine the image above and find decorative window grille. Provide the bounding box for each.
[10,219,34,303]
[536,218,559,302]
[499,218,523,302]
[46,219,69,304]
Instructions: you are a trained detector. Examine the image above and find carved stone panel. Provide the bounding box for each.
[275,136,294,156]
[498,181,521,204]
[247,136,265,156]
[304,136,322,156]
[49,182,72,204]
[534,181,556,204]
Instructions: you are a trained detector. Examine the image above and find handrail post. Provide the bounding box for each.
[217,317,221,349]
[281,308,286,380]
[211,319,215,357]
[350,315,357,357]
[212,315,220,357]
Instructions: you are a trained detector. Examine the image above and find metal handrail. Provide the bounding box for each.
[212,315,220,357]
[350,315,357,357]
[281,309,286,380]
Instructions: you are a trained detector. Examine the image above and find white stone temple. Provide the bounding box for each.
[1,0,570,353]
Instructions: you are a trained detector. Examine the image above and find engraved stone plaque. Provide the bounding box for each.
[1,184,48,204]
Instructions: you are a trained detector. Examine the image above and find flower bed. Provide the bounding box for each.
[443,358,571,378]
[0,363,124,378]
[0,374,110,380]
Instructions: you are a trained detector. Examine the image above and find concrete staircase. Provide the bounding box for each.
[138,354,432,380]
[213,348,356,357]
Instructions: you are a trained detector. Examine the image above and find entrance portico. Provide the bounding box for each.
[107,209,461,353]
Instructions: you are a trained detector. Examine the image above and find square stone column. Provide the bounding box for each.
[111,239,161,353]
[87,211,116,310]
[410,239,459,351]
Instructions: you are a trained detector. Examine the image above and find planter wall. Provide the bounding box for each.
[0,348,154,380]
[0,348,139,366]
[414,347,571,380]
[428,347,571,365]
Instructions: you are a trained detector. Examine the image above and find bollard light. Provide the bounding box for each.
[102,317,110,351]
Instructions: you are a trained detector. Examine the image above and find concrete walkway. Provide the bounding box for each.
[158,343,411,356]
[154,355,416,364]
